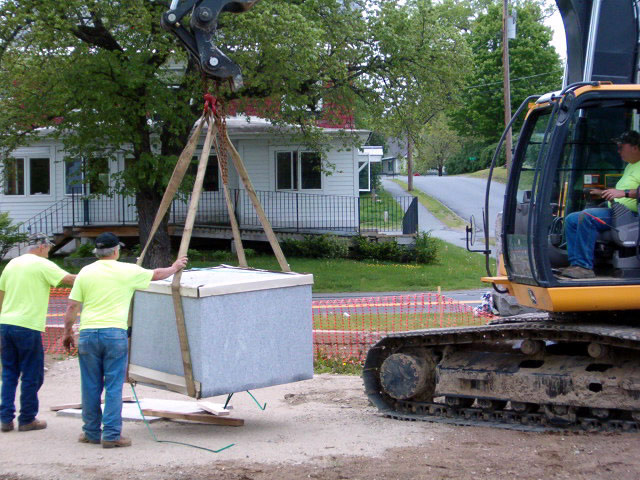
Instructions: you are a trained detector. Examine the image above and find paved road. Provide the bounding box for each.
[408,175,506,237]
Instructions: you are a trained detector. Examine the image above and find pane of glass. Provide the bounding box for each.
[189,155,219,192]
[65,159,84,194]
[30,158,50,195]
[301,152,321,189]
[359,161,370,190]
[87,158,109,195]
[277,152,293,190]
[3,158,24,195]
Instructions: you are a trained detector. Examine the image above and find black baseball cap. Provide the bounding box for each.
[94,232,125,249]
[613,130,640,147]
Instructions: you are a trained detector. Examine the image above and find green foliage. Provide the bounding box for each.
[413,232,439,264]
[186,248,205,261]
[68,242,95,258]
[314,355,363,375]
[0,212,27,259]
[281,235,349,259]
[350,234,439,264]
[449,1,563,144]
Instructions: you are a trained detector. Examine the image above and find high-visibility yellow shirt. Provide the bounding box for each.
[0,254,68,332]
[614,161,640,212]
[69,260,153,331]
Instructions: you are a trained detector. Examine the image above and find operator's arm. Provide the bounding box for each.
[151,256,188,281]
[62,300,82,352]
[0,289,3,314]
[601,188,638,200]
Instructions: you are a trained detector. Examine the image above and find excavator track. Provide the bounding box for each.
[363,314,640,432]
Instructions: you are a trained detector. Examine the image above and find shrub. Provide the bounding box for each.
[412,232,439,264]
[69,242,95,258]
[281,235,348,259]
[0,212,28,259]
[350,233,438,264]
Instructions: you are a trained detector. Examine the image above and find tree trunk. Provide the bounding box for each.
[407,136,413,191]
[136,188,171,269]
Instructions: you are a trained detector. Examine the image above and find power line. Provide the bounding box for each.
[464,71,560,90]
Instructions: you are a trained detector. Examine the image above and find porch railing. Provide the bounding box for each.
[16,188,418,240]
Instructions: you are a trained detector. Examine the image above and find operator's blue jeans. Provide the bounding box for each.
[565,207,612,270]
[0,324,44,426]
[78,328,128,442]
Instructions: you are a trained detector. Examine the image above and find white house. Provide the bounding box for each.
[0,115,394,252]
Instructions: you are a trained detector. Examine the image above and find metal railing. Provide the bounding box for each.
[17,189,418,241]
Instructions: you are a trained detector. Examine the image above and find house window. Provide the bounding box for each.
[64,157,110,195]
[86,158,109,195]
[276,150,322,191]
[2,156,52,196]
[3,158,25,195]
[188,155,219,191]
[65,159,84,194]
[29,158,50,195]
[358,161,370,191]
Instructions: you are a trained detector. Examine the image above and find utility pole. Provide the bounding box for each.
[407,134,413,191]
[502,0,513,173]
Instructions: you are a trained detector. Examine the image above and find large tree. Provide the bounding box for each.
[450,0,563,143]
[0,0,470,266]
[357,0,471,189]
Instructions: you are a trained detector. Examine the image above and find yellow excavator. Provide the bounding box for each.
[363,0,640,430]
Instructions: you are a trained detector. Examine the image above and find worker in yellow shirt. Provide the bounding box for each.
[0,233,75,433]
[63,232,187,448]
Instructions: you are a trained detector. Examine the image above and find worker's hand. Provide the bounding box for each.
[589,188,603,197]
[172,256,188,272]
[601,188,624,201]
[62,333,75,353]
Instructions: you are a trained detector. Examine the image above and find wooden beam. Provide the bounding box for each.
[128,364,201,397]
[141,410,244,426]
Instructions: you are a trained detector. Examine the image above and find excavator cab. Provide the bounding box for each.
[489,84,640,312]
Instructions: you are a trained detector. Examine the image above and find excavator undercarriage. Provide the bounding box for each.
[363,313,640,432]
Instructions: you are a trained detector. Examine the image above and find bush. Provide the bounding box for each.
[0,212,28,259]
[281,235,348,259]
[412,232,438,264]
[349,233,438,264]
[68,242,95,258]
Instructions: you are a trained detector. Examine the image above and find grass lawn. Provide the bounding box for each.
[186,239,491,292]
[463,166,508,184]
[6,238,492,293]
[359,189,404,231]
[393,179,466,230]
[313,312,484,330]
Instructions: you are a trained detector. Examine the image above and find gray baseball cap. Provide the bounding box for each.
[28,232,54,246]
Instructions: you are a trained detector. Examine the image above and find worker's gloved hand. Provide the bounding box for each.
[62,333,75,353]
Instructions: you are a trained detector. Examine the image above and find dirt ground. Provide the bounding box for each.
[1,357,640,480]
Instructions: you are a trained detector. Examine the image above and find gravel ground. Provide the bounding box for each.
[1,357,640,480]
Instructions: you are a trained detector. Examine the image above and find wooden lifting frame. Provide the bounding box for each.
[128,97,290,398]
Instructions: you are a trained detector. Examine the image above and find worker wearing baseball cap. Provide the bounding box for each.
[0,233,76,433]
[62,232,187,448]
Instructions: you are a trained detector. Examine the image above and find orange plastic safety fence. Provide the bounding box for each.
[44,289,493,361]
[312,293,492,364]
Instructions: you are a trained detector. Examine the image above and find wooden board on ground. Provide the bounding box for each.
[57,402,162,423]
[197,400,231,416]
[50,395,137,412]
[141,409,244,426]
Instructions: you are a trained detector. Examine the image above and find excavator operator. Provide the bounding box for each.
[560,130,640,279]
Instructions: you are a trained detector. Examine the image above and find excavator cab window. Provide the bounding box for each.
[504,92,640,287]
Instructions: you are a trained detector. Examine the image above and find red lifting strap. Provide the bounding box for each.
[203,93,218,115]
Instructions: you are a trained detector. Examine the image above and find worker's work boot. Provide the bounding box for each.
[78,433,100,444]
[1,421,14,432]
[559,266,596,279]
[18,419,47,432]
[102,436,132,448]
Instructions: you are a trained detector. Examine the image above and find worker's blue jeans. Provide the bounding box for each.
[565,207,612,270]
[0,324,44,426]
[78,328,128,442]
